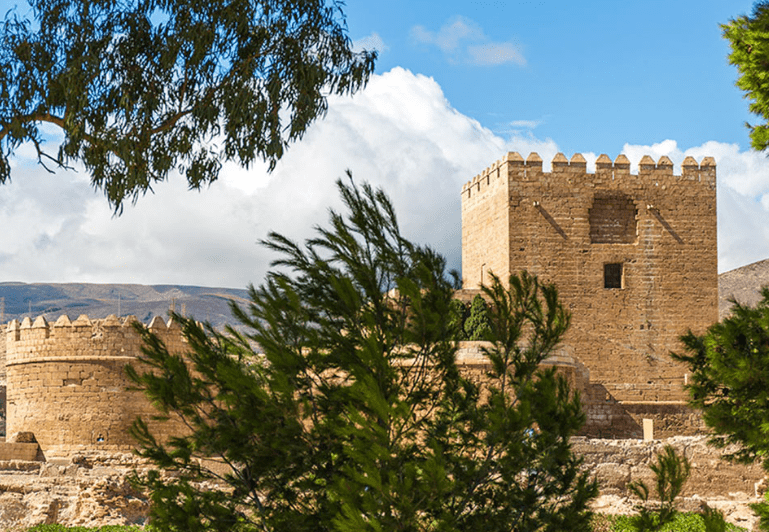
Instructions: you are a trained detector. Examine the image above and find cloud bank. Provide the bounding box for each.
[0,67,767,290]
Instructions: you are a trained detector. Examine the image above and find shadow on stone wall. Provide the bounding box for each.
[580,383,642,438]
[580,382,706,439]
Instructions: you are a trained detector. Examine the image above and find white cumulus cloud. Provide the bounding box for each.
[0,68,504,287]
[467,43,525,66]
[353,32,389,54]
[1,69,767,291]
[411,18,476,53]
[509,120,542,129]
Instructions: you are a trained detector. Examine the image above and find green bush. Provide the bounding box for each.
[464,293,491,340]
[610,513,746,532]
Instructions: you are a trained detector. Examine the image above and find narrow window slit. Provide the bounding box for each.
[604,263,623,289]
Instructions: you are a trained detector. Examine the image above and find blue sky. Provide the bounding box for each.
[1,0,768,289]
[344,1,755,153]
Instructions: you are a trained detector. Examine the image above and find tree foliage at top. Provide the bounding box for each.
[127,175,597,532]
[0,0,375,211]
[673,287,769,530]
[723,2,769,151]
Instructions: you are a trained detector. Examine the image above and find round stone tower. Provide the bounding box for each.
[5,314,187,453]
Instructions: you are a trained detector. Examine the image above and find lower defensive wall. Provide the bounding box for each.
[0,311,707,454]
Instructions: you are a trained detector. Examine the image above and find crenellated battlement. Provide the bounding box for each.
[4,314,186,367]
[3,314,190,451]
[461,153,716,200]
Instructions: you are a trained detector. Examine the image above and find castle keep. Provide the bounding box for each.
[461,152,718,404]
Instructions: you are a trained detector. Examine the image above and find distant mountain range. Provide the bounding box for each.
[2,260,768,330]
[0,282,252,330]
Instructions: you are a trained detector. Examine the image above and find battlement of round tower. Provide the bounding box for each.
[5,314,187,367]
[4,314,189,453]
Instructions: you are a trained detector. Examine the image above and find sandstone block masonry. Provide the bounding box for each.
[4,314,188,453]
[461,153,718,404]
[2,318,599,452]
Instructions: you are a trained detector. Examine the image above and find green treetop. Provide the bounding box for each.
[724,2,769,151]
[0,0,375,212]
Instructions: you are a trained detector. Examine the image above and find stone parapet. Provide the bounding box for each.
[462,153,717,202]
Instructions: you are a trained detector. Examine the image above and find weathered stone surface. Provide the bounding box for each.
[4,316,189,452]
[0,451,235,530]
[461,153,717,407]
[0,452,149,529]
[577,436,765,531]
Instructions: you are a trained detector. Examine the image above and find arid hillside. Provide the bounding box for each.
[719,258,769,319]
[2,264,767,329]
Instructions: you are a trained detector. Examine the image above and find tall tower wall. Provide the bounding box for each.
[461,152,718,403]
[461,155,516,287]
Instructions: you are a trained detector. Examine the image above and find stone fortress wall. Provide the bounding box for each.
[0,317,761,529]
[461,152,718,408]
[3,314,187,454]
[0,152,719,450]
[0,312,614,452]
[0,315,702,453]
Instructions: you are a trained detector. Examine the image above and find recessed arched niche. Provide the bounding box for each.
[589,192,638,244]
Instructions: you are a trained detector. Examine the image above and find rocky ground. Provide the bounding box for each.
[0,436,762,531]
[0,452,151,530]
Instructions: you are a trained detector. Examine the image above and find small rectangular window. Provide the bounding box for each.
[604,263,623,289]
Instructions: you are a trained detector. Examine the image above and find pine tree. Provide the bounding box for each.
[628,445,691,531]
[626,445,727,532]
[464,293,491,341]
[674,287,769,530]
[448,298,469,340]
[127,175,597,532]
[723,2,769,151]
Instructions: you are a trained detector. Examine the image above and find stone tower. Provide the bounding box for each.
[4,314,188,452]
[461,152,718,403]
